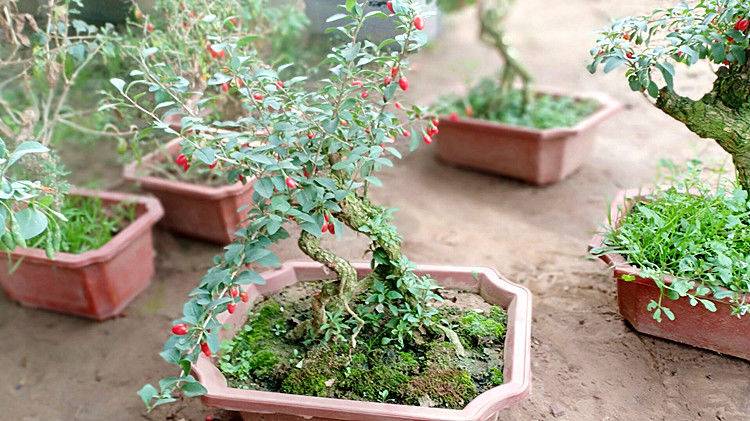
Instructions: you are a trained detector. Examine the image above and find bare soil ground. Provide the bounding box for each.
[2,1,750,420]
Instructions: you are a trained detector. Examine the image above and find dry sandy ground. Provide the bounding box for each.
[2,0,750,420]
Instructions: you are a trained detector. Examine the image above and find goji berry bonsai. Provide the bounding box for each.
[125,1,531,416]
[588,0,750,359]
[432,0,620,185]
[0,0,162,319]
[113,0,308,244]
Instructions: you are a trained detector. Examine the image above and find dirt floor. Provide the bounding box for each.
[2,0,750,420]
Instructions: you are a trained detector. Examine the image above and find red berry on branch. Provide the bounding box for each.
[240,292,249,302]
[285,176,296,189]
[384,76,392,85]
[324,213,330,222]
[449,112,459,121]
[175,154,187,165]
[183,163,190,172]
[413,16,425,30]
[201,342,211,357]
[728,36,735,43]
[394,101,403,109]
[364,127,371,134]
[341,120,348,126]
[423,134,432,144]
[626,52,634,59]
[391,66,399,77]
[387,0,394,13]
[303,167,310,178]
[276,80,284,89]
[432,119,440,126]
[402,129,411,137]
[307,132,314,140]
[735,18,749,31]
[253,92,263,101]
[398,77,409,91]
[327,223,335,234]
[623,33,630,40]
[236,78,243,87]
[230,287,239,298]
[205,415,215,421]
[361,90,370,99]
[135,11,142,19]
[321,222,329,233]
[227,303,236,314]
[171,323,188,335]
[209,161,217,169]
[221,82,229,92]
[230,17,237,25]
[351,80,363,87]
[147,23,154,32]
[724,59,730,65]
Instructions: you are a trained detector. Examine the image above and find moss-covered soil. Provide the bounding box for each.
[218,282,508,409]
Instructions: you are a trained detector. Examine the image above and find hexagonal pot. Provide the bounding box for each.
[589,189,750,360]
[192,261,532,421]
[0,187,163,320]
[434,92,621,185]
[123,138,256,245]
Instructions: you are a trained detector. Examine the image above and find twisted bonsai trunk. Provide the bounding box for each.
[655,57,750,191]
[295,188,406,346]
[478,0,533,111]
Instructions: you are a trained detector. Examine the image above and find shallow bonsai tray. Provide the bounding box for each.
[434,91,621,185]
[0,187,163,320]
[589,188,750,360]
[192,261,533,421]
[123,138,255,245]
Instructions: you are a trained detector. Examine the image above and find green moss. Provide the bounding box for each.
[281,344,349,397]
[219,292,508,409]
[458,307,507,347]
[401,367,477,409]
[339,350,419,402]
[489,367,504,386]
[219,300,291,388]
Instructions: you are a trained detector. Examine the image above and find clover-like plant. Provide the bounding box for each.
[589,0,750,191]
[113,0,443,408]
[0,0,117,255]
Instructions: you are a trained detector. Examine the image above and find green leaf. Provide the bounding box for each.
[326,13,347,22]
[180,379,208,397]
[110,78,126,92]
[137,384,158,407]
[603,57,625,73]
[237,270,265,285]
[15,208,48,239]
[193,147,216,165]
[7,142,49,168]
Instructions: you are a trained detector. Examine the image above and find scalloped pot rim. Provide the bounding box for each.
[192,261,532,421]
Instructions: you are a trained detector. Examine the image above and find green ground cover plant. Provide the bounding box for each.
[591,161,750,320]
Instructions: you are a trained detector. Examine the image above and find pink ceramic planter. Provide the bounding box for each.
[590,189,750,360]
[434,92,621,185]
[0,188,163,320]
[123,138,256,245]
[192,261,533,421]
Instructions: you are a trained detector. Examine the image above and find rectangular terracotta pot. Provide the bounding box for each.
[434,92,621,185]
[192,261,533,421]
[589,189,750,360]
[123,138,256,245]
[0,187,163,320]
